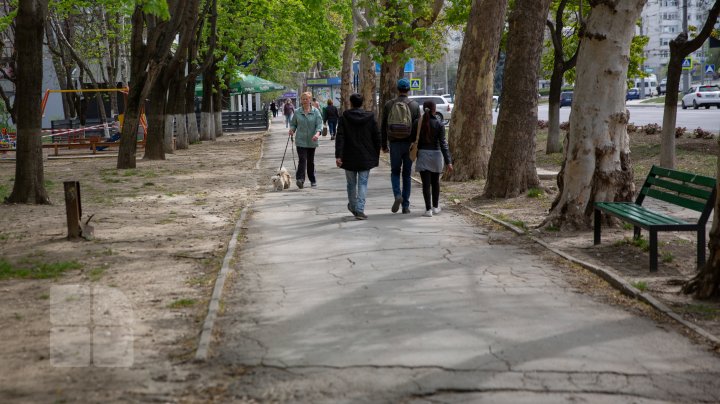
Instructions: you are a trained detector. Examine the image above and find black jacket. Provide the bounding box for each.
[335,108,381,171]
[412,115,452,165]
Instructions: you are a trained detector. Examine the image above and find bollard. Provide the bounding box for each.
[64,181,82,239]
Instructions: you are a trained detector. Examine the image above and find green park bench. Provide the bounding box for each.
[593,165,716,272]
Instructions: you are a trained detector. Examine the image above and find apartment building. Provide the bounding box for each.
[641,0,717,80]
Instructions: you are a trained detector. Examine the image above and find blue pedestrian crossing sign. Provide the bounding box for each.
[682,58,692,70]
[410,78,422,91]
[706,64,715,74]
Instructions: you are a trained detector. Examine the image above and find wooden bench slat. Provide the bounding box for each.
[645,176,714,200]
[642,188,707,212]
[595,203,688,225]
[649,165,717,188]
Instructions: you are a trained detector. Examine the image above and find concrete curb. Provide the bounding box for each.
[195,206,250,361]
[459,204,720,347]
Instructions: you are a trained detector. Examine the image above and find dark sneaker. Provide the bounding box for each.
[402,207,411,214]
[311,183,317,188]
[296,180,304,189]
[391,196,403,213]
[355,211,368,220]
[347,203,356,215]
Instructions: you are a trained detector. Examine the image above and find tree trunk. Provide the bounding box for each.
[185,78,200,144]
[544,0,645,229]
[200,64,215,141]
[213,83,223,138]
[546,65,564,153]
[444,0,508,181]
[425,60,431,95]
[484,0,550,198]
[7,0,49,204]
[340,29,356,112]
[143,80,167,160]
[360,51,376,116]
[44,21,73,119]
[378,52,404,123]
[683,155,720,299]
[169,72,189,150]
[660,1,720,169]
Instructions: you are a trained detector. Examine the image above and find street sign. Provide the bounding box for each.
[410,78,422,91]
[682,58,692,70]
[706,64,715,74]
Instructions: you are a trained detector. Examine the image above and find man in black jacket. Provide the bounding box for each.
[335,93,381,220]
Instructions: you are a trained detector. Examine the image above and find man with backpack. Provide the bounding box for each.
[381,78,420,214]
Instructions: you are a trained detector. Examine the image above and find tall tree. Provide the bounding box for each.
[362,0,445,118]
[444,0,508,181]
[7,0,49,204]
[339,0,358,112]
[484,0,551,197]
[544,0,582,154]
[544,0,646,229]
[116,1,181,169]
[659,1,720,169]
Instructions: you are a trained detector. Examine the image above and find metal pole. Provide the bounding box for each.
[444,53,449,97]
[682,0,690,93]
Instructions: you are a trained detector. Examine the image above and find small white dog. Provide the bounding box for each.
[271,167,291,191]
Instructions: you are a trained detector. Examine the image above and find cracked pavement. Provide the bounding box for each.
[213,120,720,403]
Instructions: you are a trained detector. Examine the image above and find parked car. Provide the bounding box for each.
[559,91,573,107]
[408,95,453,122]
[440,93,454,104]
[626,88,640,101]
[681,85,720,109]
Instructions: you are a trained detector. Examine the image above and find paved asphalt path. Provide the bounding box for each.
[214,117,720,403]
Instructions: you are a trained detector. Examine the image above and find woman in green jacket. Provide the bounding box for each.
[289,91,323,188]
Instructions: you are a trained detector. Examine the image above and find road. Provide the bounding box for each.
[492,104,720,133]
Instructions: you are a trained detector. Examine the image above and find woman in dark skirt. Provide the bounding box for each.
[413,101,453,217]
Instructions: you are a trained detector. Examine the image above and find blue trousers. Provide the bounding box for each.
[389,141,413,209]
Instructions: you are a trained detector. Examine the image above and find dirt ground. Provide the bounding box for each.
[0,128,719,402]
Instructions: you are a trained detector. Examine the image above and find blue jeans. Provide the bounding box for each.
[346,170,370,214]
[285,114,292,128]
[389,141,413,209]
[327,118,338,137]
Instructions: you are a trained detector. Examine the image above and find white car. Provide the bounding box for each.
[681,84,720,109]
[408,95,453,123]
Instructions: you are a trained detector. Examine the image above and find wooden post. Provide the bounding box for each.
[64,181,82,239]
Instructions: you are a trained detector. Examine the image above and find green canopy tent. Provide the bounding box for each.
[194,74,285,96]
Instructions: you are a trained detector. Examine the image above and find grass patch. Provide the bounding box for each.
[622,223,634,230]
[87,267,106,282]
[0,259,82,280]
[661,252,674,263]
[680,304,720,320]
[631,281,648,291]
[167,298,197,309]
[0,183,9,200]
[38,293,50,300]
[142,182,155,187]
[640,96,665,104]
[625,236,650,252]
[545,225,560,232]
[527,188,544,198]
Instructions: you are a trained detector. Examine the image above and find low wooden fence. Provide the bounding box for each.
[195,111,270,132]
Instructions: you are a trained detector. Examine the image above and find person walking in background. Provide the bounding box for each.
[414,101,453,217]
[289,92,323,189]
[381,78,420,214]
[312,97,321,111]
[283,99,295,128]
[270,100,278,118]
[323,99,340,140]
[335,93,381,220]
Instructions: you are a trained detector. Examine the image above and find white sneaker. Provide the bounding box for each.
[432,207,441,215]
[423,210,433,217]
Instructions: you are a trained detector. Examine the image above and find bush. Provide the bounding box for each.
[559,121,570,131]
[627,123,639,133]
[693,127,714,139]
[675,127,686,138]
[643,123,661,135]
[537,120,548,129]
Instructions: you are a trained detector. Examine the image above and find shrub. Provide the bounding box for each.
[537,120,548,129]
[693,127,714,139]
[643,123,661,135]
[559,121,570,131]
[675,127,686,138]
[627,123,639,133]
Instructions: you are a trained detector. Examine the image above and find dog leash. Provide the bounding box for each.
[279,134,297,171]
